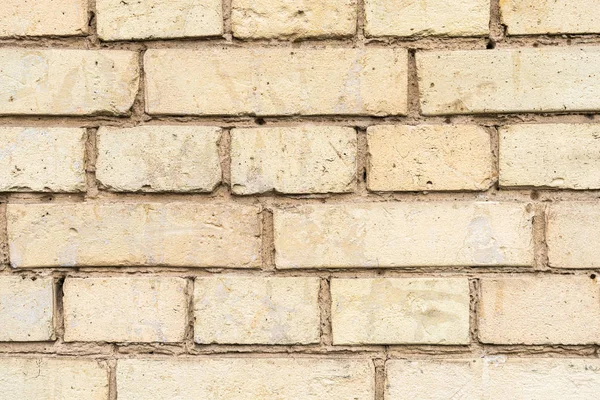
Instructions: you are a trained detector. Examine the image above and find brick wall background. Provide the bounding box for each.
[1,0,600,398]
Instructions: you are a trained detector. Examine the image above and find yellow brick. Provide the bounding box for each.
[0,0,88,37]
[230,126,356,194]
[479,276,600,344]
[0,277,54,341]
[232,0,357,39]
[274,202,533,268]
[0,127,85,192]
[0,49,139,115]
[7,203,261,268]
[0,358,108,400]
[145,48,407,116]
[194,277,320,344]
[117,358,374,399]
[64,277,187,343]
[501,0,600,35]
[500,124,600,189]
[97,0,223,40]
[96,126,222,192]
[418,48,600,115]
[331,278,470,344]
[367,125,492,191]
[365,0,489,37]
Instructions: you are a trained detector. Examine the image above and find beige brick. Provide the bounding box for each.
[0,127,86,192]
[274,202,533,268]
[145,48,407,116]
[96,126,222,192]
[7,203,260,268]
[117,358,374,399]
[479,276,600,344]
[367,125,492,191]
[331,278,470,345]
[499,124,600,189]
[546,203,600,269]
[97,0,222,41]
[365,0,489,37]
[387,358,600,399]
[0,0,88,37]
[64,277,187,343]
[418,47,600,115]
[501,0,600,35]
[0,277,54,341]
[0,49,139,115]
[0,358,108,400]
[232,0,357,39]
[194,277,320,344]
[231,126,356,194]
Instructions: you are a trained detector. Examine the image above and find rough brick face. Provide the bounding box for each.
[418,48,600,115]
[96,125,222,192]
[7,203,261,268]
[0,127,86,192]
[500,0,600,35]
[0,277,54,341]
[64,277,187,343]
[97,0,223,40]
[331,278,470,344]
[386,358,600,399]
[365,0,489,37]
[0,0,88,37]
[500,124,600,189]
[117,358,374,399]
[367,125,493,191]
[232,0,357,39]
[274,202,534,268]
[478,276,600,344]
[194,277,321,344]
[0,358,108,400]
[0,49,139,115]
[144,48,408,116]
[546,202,600,269]
[230,126,356,194]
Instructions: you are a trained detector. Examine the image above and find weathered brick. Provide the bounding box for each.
[0,127,86,192]
[365,0,489,37]
[230,126,356,194]
[478,276,600,344]
[418,48,600,115]
[117,358,374,399]
[546,203,600,269]
[386,358,600,399]
[499,124,600,189]
[7,203,260,268]
[96,126,222,192]
[367,125,493,191]
[274,202,533,268]
[194,277,320,344]
[0,276,54,341]
[145,48,408,116]
[0,0,88,37]
[0,49,139,115]
[501,0,600,35]
[232,0,357,39]
[97,0,223,40]
[64,277,187,343]
[0,358,108,400]
[331,278,470,345]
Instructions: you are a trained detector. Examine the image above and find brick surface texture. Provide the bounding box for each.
[0,0,599,399]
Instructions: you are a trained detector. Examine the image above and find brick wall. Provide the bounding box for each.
[1,0,600,399]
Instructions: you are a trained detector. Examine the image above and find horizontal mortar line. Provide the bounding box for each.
[3,34,600,49]
[1,268,599,278]
[0,113,598,127]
